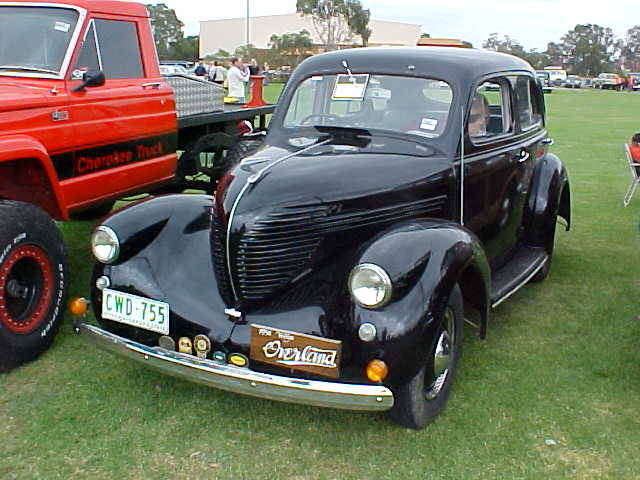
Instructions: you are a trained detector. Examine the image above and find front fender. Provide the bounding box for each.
[91,194,236,345]
[0,134,66,219]
[351,220,490,387]
[523,152,570,250]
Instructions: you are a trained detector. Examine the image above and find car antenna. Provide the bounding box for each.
[341,60,355,82]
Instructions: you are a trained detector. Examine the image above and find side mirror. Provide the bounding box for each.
[71,70,105,92]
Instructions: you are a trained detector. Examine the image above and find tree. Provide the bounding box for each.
[296,0,371,50]
[623,25,640,71]
[482,33,526,58]
[269,30,314,67]
[234,44,260,62]
[556,24,619,76]
[169,36,198,62]
[343,0,371,47]
[146,3,184,60]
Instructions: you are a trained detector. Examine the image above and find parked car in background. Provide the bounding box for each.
[544,67,567,87]
[159,64,190,76]
[564,75,582,88]
[535,71,553,93]
[582,77,595,88]
[596,73,625,91]
[627,73,640,91]
[75,46,571,430]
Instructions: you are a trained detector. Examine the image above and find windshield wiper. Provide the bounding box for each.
[312,125,372,148]
[0,65,59,75]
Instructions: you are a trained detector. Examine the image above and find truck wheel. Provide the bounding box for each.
[389,285,463,429]
[0,201,67,372]
[226,137,265,166]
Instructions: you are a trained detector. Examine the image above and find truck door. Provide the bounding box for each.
[462,77,531,268]
[61,17,177,211]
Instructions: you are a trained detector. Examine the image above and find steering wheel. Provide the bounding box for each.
[300,114,341,126]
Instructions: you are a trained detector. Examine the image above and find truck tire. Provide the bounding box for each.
[0,201,67,372]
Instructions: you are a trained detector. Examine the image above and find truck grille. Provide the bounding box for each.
[234,195,447,302]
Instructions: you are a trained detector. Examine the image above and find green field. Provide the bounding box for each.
[2,87,640,479]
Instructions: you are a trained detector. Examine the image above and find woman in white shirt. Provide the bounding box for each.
[227,57,250,103]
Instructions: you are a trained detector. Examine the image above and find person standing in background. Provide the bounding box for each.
[227,57,250,103]
[210,61,227,85]
[194,61,207,77]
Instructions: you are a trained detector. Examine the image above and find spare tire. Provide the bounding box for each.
[226,135,266,166]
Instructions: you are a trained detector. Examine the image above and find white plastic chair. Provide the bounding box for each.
[624,143,640,207]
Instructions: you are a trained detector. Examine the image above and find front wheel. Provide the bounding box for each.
[0,201,68,372]
[389,285,463,429]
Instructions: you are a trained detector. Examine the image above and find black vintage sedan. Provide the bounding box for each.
[74,47,571,429]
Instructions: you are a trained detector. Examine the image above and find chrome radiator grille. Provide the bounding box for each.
[234,195,447,302]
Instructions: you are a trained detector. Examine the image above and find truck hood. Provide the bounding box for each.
[0,81,51,112]
[214,143,455,310]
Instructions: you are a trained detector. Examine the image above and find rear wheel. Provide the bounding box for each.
[389,285,463,429]
[0,201,67,372]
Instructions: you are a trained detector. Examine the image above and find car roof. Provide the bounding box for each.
[293,47,534,86]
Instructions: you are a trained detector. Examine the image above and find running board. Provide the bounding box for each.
[490,247,548,308]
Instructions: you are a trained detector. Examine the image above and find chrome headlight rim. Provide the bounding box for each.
[348,263,393,309]
[91,225,120,264]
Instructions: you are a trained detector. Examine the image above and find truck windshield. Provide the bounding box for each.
[283,74,453,139]
[0,7,79,76]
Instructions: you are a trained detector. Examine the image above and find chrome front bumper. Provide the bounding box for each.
[76,323,394,412]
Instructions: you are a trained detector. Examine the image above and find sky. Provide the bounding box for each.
[157,0,638,51]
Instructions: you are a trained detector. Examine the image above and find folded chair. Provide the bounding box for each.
[624,143,640,207]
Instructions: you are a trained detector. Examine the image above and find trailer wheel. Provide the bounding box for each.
[0,201,67,372]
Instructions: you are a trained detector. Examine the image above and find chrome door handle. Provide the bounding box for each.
[541,138,554,146]
[142,82,162,89]
[518,150,530,163]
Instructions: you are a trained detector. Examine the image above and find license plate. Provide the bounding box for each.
[250,324,342,378]
[102,288,169,335]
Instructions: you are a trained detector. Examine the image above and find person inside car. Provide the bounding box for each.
[468,93,490,138]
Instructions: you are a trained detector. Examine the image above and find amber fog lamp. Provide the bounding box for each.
[69,297,89,316]
[366,359,389,383]
[91,226,120,264]
[349,263,392,308]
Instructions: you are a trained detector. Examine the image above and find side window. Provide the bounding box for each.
[73,22,100,77]
[514,76,542,130]
[469,79,511,140]
[94,19,143,79]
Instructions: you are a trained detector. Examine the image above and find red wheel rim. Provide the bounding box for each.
[0,245,54,334]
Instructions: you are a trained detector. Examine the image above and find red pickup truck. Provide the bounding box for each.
[0,0,273,371]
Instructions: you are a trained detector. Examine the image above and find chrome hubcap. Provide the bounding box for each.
[425,308,454,400]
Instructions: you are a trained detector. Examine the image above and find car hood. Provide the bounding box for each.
[0,80,52,112]
[214,143,455,309]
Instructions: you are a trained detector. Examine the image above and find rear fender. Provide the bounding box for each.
[0,135,66,220]
[351,220,490,387]
[523,152,570,250]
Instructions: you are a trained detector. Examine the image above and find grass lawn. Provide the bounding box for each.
[2,87,640,479]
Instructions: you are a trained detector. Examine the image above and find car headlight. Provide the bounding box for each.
[91,226,120,264]
[348,263,392,309]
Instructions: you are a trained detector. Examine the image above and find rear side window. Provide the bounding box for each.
[469,79,511,141]
[514,76,542,130]
[73,19,144,79]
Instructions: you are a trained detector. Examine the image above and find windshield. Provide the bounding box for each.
[0,7,79,76]
[283,74,453,139]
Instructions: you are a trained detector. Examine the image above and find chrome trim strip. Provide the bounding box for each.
[491,255,548,308]
[76,323,394,411]
[0,3,87,80]
[225,139,331,302]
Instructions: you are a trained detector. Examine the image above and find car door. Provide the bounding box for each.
[462,75,531,268]
[61,16,177,211]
